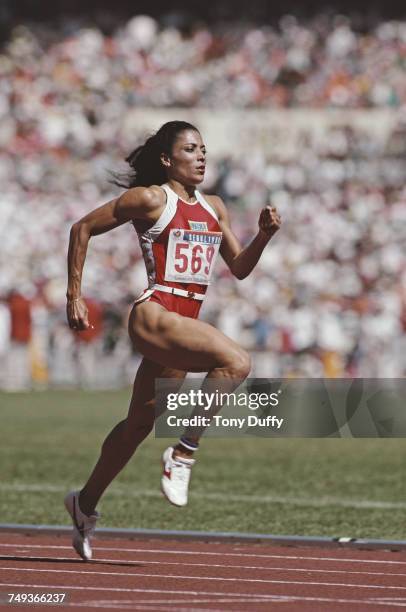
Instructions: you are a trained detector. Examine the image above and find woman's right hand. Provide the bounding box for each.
[66,297,90,331]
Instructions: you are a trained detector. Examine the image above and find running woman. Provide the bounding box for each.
[65,121,281,560]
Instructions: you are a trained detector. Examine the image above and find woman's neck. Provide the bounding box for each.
[166,180,196,203]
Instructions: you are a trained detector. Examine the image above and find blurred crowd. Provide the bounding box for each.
[0,14,405,388]
[2,14,406,111]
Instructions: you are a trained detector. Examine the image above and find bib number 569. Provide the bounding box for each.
[174,243,215,275]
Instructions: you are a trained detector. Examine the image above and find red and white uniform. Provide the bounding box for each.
[134,184,223,319]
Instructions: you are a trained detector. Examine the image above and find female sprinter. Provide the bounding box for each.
[65,120,281,560]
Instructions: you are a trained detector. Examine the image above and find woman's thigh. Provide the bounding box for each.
[128,301,245,373]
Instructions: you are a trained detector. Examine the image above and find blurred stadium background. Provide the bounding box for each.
[0,0,405,391]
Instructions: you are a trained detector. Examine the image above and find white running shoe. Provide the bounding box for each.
[161,447,195,507]
[64,490,99,561]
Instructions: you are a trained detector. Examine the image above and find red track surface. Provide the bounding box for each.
[0,533,405,611]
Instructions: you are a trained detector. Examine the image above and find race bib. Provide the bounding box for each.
[165,229,222,285]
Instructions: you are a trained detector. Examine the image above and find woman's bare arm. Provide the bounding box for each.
[66,186,164,329]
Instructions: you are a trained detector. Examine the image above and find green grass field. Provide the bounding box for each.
[0,390,405,540]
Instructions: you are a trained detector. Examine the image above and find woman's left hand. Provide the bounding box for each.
[258,205,281,237]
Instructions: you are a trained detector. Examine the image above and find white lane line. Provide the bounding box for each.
[0,566,405,590]
[0,581,319,597]
[1,483,405,510]
[1,543,405,565]
[63,598,289,605]
[1,553,405,578]
[61,596,406,606]
[375,599,406,601]
[82,598,406,605]
[62,595,292,610]
[63,602,406,610]
[60,603,406,610]
[1,585,405,609]
[64,601,406,610]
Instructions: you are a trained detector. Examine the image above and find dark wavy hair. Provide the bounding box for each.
[111,120,199,189]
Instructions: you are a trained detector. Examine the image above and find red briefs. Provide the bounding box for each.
[135,288,203,319]
[149,290,202,319]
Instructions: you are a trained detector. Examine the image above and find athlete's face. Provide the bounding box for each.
[162,130,206,185]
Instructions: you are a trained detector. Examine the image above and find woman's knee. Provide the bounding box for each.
[223,349,251,380]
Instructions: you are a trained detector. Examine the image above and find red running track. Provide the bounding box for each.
[0,533,405,611]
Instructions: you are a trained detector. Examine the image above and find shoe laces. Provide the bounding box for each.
[172,460,192,483]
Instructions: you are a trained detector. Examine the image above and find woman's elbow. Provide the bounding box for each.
[70,221,80,233]
[70,220,91,240]
[231,267,247,281]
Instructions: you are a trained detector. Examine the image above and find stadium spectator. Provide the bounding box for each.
[5,290,32,389]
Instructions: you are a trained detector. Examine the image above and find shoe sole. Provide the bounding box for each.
[160,482,187,507]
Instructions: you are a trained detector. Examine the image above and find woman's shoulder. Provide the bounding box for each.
[123,184,166,210]
[199,192,227,218]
